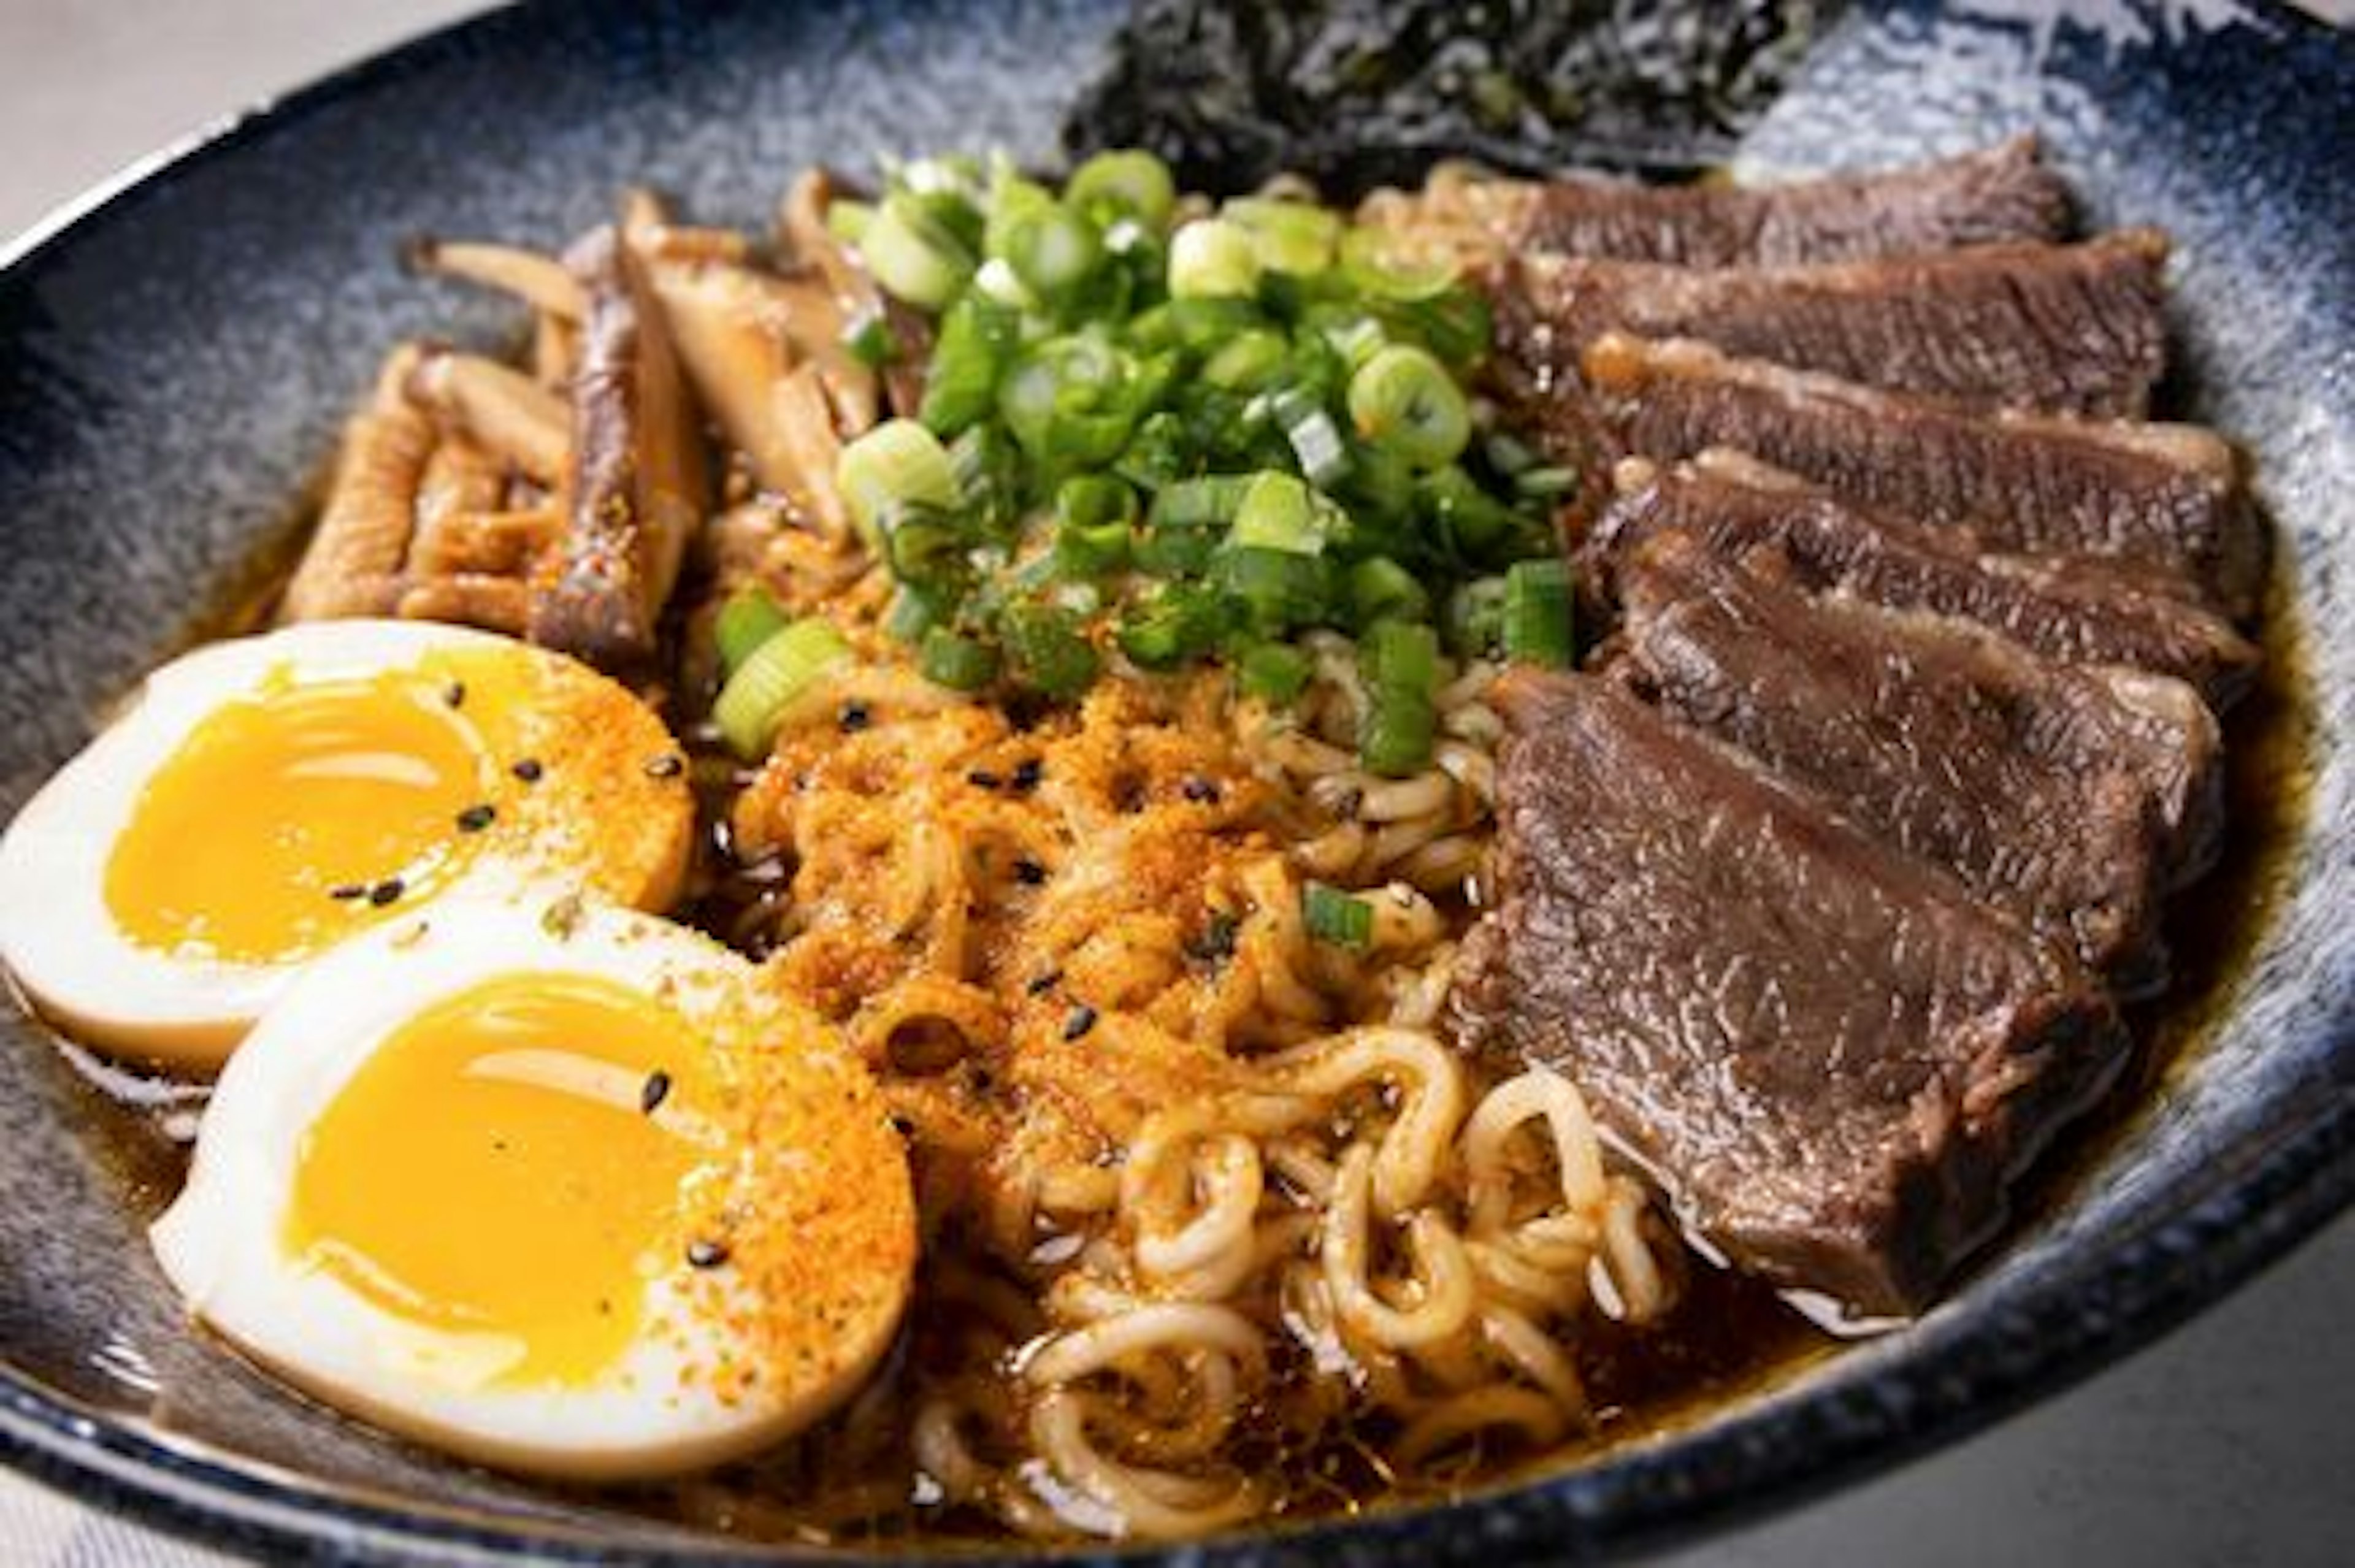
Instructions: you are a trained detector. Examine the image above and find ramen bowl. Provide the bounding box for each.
[0,1,2347,1561]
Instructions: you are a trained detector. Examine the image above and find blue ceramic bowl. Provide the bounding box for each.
[0,2,2347,1562]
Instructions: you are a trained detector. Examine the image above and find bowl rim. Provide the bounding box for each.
[0,1,2349,1562]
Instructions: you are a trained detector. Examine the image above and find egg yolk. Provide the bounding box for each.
[104,664,497,965]
[285,972,718,1388]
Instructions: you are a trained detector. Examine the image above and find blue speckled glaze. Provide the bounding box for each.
[0,1,2346,1563]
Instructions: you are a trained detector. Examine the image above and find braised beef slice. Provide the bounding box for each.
[1612,534,2221,989]
[1512,136,2072,266]
[1487,231,2168,418]
[1582,458,2260,708]
[1581,334,2262,618]
[1446,673,2129,1321]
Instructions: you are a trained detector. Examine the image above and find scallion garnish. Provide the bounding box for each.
[1359,619,1439,776]
[1348,344,1471,470]
[919,627,1000,692]
[713,618,852,760]
[1168,218,1261,300]
[1503,559,1576,669]
[838,419,959,549]
[1302,882,1374,949]
[714,586,791,677]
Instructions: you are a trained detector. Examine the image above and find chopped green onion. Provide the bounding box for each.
[1217,546,1333,633]
[1117,585,1228,670]
[1168,218,1261,300]
[859,193,976,310]
[1337,227,1460,303]
[886,582,954,644]
[1373,285,1492,370]
[1443,575,1509,659]
[1359,620,1439,776]
[1230,471,1325,556]
[1514,465,1579,500]
[841,307,899,371]
[1236,641,1314,704]
[1503,559,1575,668]
[1005,204,1103,299]
[1203,330,1290,392]
[826,199,876,245]
[1273,387,1350,489]
[1053,475,1137,577]
[1349,344,1471,469]
[920,294,1019,437]
[1301,882,1374,949]
[1320,313,1390,373]
[1420,464,1520,559]
[1225,196,1342,275]
[881,504,969,583]
[1348,556,1430,629]
[919,628,1000,691]
[1066,150,1176,230]
[714,586,791,676]
[998,603,1101,700]
[713,619,852,759]
[838,419,959,549]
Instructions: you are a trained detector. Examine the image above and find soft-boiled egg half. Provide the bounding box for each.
[0,619,694,1066]
[151,897,917,1480]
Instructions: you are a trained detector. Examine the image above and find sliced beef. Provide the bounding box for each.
[1612,534,2222,989]
[1380,136,2070,268]
[1583,456,2261,708]
[1446,673,2129,1322]
[1580,334,2262,618]
[1487,231,2169,418]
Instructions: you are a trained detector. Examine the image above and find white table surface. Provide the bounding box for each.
[0,3,2346,1564]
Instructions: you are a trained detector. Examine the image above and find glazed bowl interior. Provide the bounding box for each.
[0,1,2348,1562]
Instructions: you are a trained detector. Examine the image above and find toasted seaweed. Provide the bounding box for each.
[1061,0,1843,197]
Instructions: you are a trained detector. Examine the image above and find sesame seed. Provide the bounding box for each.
[1062,1003,1099,1042]
[687,1239,730,1270]
[1013,857,1047,886]
[367,878,405,907]
[443,681,466,709]
[838,702,872,733]
[327,882,367,902]
[1011,758,1044,791]
[966,768,1003,790]
[640,1069,672,1115]
[1025,970,1061,996]
[454,803,497,833]
[645,753,684,779]
[511,757,543,783]
[1181,774,1222,803]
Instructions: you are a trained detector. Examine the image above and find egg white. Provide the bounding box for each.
[151,896,907,1482]
[0,619,687,1068]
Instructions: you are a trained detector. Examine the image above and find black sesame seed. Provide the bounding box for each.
[1181,774,1222,803]
[1025,970,1062,996]
[640,1069,672,1115]
[443,680,466,709]
[328,882,367,902]
[368,878,405,907]
[454,803,497,833]
[966,768,1003,790]
[1010,758,1044,792]
[838,701,873,733]
[511,757,543,783]
[1185,910,1240,964]
[1013,857,1047,886]
[645,753,685,779]
[686,1239,730,1270]
[889,1113,916,1136]
[1062,1003,1099,1042]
